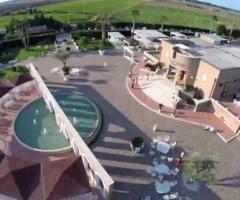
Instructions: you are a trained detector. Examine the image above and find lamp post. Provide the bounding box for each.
[129,59,135,78]
[171,93,181,117]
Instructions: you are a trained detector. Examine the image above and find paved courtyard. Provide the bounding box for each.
[31,51,240,200]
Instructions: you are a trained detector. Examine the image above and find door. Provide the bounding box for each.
[221,82,230,98]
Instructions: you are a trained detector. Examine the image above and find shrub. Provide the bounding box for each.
[12,66,17,72]
[62,66,70,75]
[216,24,227,36]
[131,137,144,148]
[184,156,216,184]
[194,89,203,100]
[186,97,195,105]
[186,84,194,92]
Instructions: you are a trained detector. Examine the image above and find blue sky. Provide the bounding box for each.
[200,0,240,11]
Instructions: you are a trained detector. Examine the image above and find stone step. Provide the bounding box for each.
[139,77,180,108]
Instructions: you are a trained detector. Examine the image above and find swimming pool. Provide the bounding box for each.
[14,93,101,152]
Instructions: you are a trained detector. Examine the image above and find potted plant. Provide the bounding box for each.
[158,103,163,112]
[99,49,105,56]
[130,136,144,153]
[62,66,70,81]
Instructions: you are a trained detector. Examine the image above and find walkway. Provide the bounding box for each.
[128,61,238,143]
[31,51,240,200]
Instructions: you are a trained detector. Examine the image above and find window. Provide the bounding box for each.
[202,74,208,81]
[219,83,223,87]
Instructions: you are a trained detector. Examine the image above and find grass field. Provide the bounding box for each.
[0,66,29,80]
[0,43,55,64]
[0,0,240,30]
[75,37,113,52]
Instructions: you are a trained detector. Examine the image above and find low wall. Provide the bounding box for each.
[194,99,211,112]
[211,99,240,133]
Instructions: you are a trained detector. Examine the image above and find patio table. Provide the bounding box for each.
[155,182,171,194]
[155,163,170,175]
[156,141,170,154]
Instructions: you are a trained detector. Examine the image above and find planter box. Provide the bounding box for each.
[99,50,105,56]
[130,143,144,153]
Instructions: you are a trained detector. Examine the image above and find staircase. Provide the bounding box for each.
[138,75,182,108]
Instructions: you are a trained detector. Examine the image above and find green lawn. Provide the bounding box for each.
[73,35,113,51]
[0,66,29,80]
[0,0,240,30]
[0,43,55,64]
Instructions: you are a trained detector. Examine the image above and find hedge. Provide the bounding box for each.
[1,31,56,48]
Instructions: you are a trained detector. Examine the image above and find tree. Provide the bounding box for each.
[212,15,218,22]
[131,9,139,35]
[16,19,30,50]
[184,156,216,185]
[6,18,30,49]
[96,14,111,44]
[216,24,227,36]
[210,15,218,33]
[160,15,167,33]
[55,50,70,68]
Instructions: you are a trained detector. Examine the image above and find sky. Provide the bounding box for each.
[199,0,240,11]
[0,0,239,11]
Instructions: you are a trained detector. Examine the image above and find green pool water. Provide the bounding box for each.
[14,93,100,152]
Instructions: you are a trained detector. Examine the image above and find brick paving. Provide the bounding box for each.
[30,51,240,200]
[128,61,238,143]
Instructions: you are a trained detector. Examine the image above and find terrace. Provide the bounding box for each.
[25,50,240,200]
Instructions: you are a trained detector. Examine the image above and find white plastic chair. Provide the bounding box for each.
[163,195,170,200]
[163,135,170,142]
[150,142,156,149]
[170,192,179,199]
[170,142,176,149]
[170,168,179,176]
[180,152,185,158]
[149,150,155,156]
[152,137,159,143]
[167,157,174,162]
[169,180,177,187]
[153,159,158,166]
[158,174,164,181]
[160,155,167,160]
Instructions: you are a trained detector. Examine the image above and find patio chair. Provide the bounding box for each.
[170,168,179,176]
[158,174,164,181]
[169,192,179,199]
[143,196,151,200]
[160,155,167,160]
[153,137,160,143]
[150,142,156,149]
[149,150,155,156]
[180,152,185,158]
[170,142,176,149]
[163,195,170,200]
[169,180,177,187]
[153,124,158,132]
[163,135,170,142]
[167,157,174,162]
[150,170,157,177]
[153,159,158,166]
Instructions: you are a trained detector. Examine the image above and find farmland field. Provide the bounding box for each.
[0,0,240,30]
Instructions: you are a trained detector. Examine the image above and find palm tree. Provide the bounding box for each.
[131,9,139,36]
[96,14,111,44]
